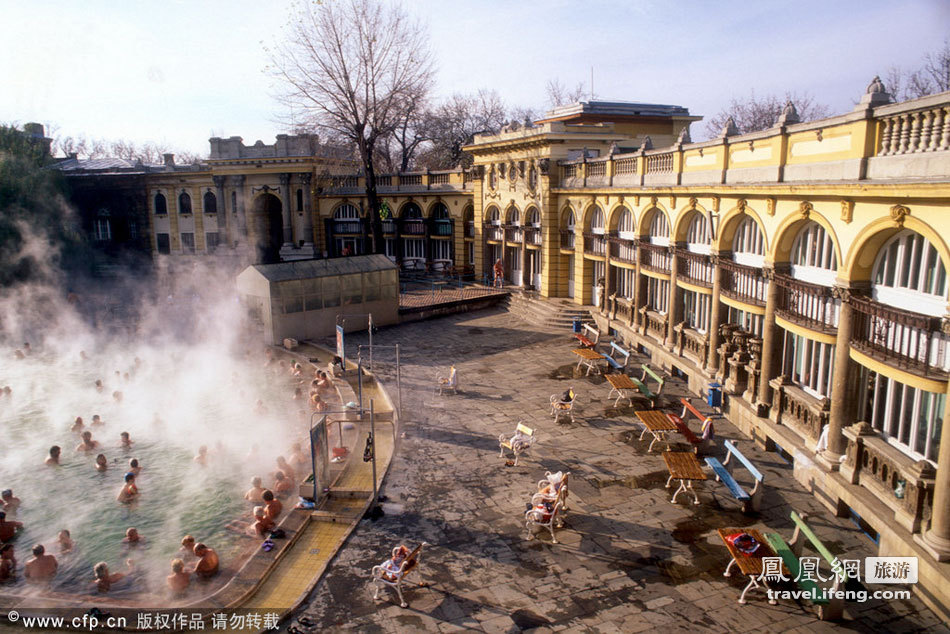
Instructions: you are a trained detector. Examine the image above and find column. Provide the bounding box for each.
[231,175,247,249]
[666,245,681,349]
[279,173,293,246]
[707,255,725,371]
[756,266,781,415]
[633,241,645,329]
[212,176,228,246]
[604,244,614,318]
[818,287,858,468]
[300,173,314,246]
[918,383,950,561]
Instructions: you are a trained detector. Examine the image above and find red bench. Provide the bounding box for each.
[573,323,600,349]
[667,412,700,445]
[679,398,715,451]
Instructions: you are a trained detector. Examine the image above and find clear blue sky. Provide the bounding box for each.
[2,0,947,156]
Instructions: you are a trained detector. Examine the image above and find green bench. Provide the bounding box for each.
[631,364,665,408]
[764,511,847,620]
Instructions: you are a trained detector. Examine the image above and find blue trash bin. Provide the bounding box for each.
[707,382,722,408]
[572,318,582,333]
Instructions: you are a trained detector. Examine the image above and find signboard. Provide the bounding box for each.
[336,324,345,364]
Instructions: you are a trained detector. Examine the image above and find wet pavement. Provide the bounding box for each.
[285,308,947,633]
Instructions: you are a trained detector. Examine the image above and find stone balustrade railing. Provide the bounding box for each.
[768,377,829,448]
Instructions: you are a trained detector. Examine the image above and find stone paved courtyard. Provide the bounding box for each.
[285,308,947,633]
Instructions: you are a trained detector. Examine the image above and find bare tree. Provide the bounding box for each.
[703,91,830,138]
[415,89,508,169]
[546,79,589,108]
[267,0,434,254]
[886,39,950,101]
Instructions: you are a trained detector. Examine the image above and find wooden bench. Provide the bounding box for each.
[764,511,847,620]
[681,398,715,447]
[498,422,536,466]
[573,323,600,349]
[704,440,764,513]
[601,341,631,373]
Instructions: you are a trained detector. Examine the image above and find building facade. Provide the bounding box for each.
[58,82,950,615]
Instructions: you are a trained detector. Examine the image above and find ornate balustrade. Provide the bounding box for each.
[842,422,936,534]
[400,220,425,235]
[850,295,949,380]
[382,219,396,234]
[615,296,633,324]
[675,324,709,367]
[431,221,452,236]
[560,230,575,249]
[641,308,668,343]
[768,377,828,446]
[720,259,767,306]
[645,151,674,173]
[608,236,636,264]
[332,220,363,234]
[639,242,671,273]
[583,233,606,256]
[774,274,838,333]
[878,104,950,155]
[483,223,503,241]
[505,225,524,243]
[676,250,713,287]
[524,227,542,245]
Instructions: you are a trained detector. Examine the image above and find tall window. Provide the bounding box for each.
[782,331,835,398]
[648,211,670,246]
[590,207,605,234]
[506,206,520,226]
[863,370,943,463]
[180,232,195,253]
[154,193,167,215]
[617,208,634,239]
[231,191,236,214]
[615,267,635,298]
[401,203,422,219]
[728,306,763,337]
[178,192,192,215]
[467,242,474,265]
[526,207,540,227]
[203,191,217,214]
[647,277,670,314]
[683,290,711,333]
[873,230,948,316]
[432,203,449,220]
[686,213,711,254]
[565,210,575,231]
[334,204,360,219]
[94,218,111,242]
[791,222,837,285]
[296,188,303,212]
[403,238,425,259]
[487,206,501,225]
[156,233,170,254]
[206,232,220,253]
[432,240,451,261]
[733,217,765,266]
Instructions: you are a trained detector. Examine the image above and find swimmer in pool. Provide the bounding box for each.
[71,417,84,433]
[92,560,133,593]
[248,506,274,538]
[244,477,265,504]
[275,457,296,483]
[95,454,108,472]
[46,445,61,466]
[194,446,208,466]
[112,391,123,403]
[290,443,309,471]
[95,379,104,393]
[1,489,21,514]
[58,530,73,554]
[262,489,282,522]
[0,544,15,583]
[179,535,196,558]
[273,471,293,498]
[76,431,98,452]
[117,473,138,504]
[91,415,104,427]
[0,511,23,542]
[119,432,133,448]
[123,527,144,547]
[13,350,24,360]
[1,386,9,397]
[128,458,141,475]
[23,544,57,583]
[293,387,303,400]
[167,558,189,595]
[191,543,219,578]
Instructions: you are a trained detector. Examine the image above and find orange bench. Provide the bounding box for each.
[573,323,599,349]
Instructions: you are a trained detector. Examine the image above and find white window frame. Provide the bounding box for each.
[733,217,765,267]
[683,290,711,333]
[868,372,943,463]
[402,238,425,259]
[782,330,835,399]
[617,208,635,239]
[647,276,670,314]
[94,218,111,242]
[615,267,635,298]
[432,240,451,261]
[590,207,605,235]
[872,230,948,317]
[648,211,670,246]
[686,213,711,255]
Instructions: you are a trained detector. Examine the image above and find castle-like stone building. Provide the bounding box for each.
[57,80,950,615]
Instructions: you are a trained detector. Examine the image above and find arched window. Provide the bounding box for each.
[154,193,167,215]
[401,203,422,219]
[334,204,360,219]
[590,207,605,234]
[686,213,711,253]
[178,192,192,215]
[203,191,217,214]
[487,206,501,225]
[617,208,634,238]
[506,207,520,226]
[565,210,575,231]
[431,203,449,220]
[526,207,540,227]
[648,210,669,245]
[733,217,765,266]
[873,230,948,315]
[790,222,837,285]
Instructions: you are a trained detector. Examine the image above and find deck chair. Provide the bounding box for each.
[525,493,565,543]
[550,387,576,423]
[371,542,429,608]
[437,366,459,395]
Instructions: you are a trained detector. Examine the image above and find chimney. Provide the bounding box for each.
[163,153,175,167]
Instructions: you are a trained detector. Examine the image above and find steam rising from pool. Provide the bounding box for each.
[0,263,306,603]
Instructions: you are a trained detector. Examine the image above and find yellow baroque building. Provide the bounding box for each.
[90,81,950,615]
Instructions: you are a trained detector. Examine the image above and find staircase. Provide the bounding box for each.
[504,290,594,331]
